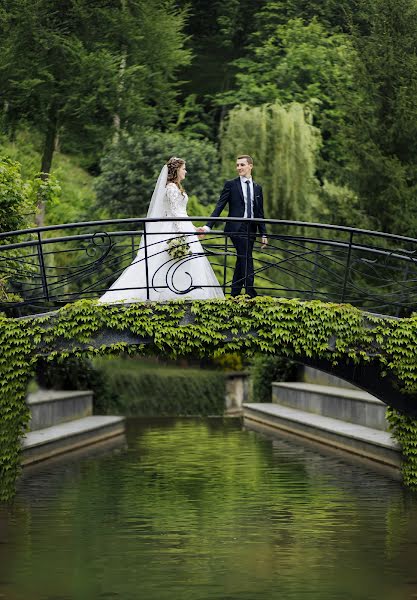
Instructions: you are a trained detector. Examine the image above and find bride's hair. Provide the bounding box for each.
[166,156,185,192]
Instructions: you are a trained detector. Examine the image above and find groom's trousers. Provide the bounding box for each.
[229,222,257,297]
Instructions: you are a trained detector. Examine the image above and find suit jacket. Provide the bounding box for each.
[206,177,267,235]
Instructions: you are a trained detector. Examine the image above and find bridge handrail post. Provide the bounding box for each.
[397,260,411,317]
[341,230,354,303]
[309,241,321,300]
[222,234,228,294]
[36,231,50,301]
[143,221,150,300]
[244,222,250,295]
[131,233,136,260]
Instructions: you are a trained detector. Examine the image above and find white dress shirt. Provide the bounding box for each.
[240,176,254,219]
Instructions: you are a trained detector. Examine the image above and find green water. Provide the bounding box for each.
[1,418,417,600]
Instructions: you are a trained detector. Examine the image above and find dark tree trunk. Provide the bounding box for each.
[112,51,127,144]
[37,103,59,226]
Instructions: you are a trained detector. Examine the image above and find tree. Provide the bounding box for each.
[0,157,60,233]
[94,130,222,218]
[220,102,322,221]
[342,0,417,236]
[250,0,352,34]
[0,0,190,221]
[175,0,264,138]
[177,0,264,95]
[317,180,374,229]
[219,18,354,180]
[0,156,60,301]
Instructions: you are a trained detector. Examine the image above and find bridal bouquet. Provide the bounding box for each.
[167,235,191,260]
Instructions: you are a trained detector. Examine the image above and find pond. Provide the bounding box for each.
[1,418,417,600]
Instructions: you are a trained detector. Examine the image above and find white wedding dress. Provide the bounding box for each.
[99,179,224,303]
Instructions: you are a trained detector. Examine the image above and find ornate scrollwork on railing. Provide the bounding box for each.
[161,254,203,296]
[85,231,113,260]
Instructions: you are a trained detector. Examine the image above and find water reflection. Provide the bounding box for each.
[1,417,417,600]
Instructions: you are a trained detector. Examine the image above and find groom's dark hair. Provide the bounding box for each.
[236,155,253,165]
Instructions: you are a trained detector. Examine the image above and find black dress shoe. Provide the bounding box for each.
[246,289,257,298]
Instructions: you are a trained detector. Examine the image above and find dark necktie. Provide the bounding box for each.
[245,180,252,218]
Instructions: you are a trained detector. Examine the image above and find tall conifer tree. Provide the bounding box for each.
[343,0,417,235]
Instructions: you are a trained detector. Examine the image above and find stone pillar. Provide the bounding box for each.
[224,372,249,415]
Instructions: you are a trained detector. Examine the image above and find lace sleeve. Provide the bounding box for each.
[166,184,183,233]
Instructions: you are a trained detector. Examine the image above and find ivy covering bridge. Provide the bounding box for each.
[2,217,417,499]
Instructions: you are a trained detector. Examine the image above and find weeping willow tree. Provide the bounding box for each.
[220,102,322,221]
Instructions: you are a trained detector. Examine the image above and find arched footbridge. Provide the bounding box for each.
[1,217,417,417]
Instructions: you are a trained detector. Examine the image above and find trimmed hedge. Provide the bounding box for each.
[96,361,225,416]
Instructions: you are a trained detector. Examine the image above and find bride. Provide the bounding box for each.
[99,157,224,303]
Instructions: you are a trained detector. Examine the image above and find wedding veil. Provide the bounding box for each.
[146,164,168,221]
[137,164,169,252]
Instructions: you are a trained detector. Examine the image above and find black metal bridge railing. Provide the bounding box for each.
[1,217,417,317]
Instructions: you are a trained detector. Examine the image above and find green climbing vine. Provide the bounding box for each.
[1,295,417,501]
[385,408,417,489]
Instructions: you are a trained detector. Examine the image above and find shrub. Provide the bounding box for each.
[250,354,297,403]
[95,130,222,218]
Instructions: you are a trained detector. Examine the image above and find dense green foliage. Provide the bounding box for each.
[2,296,417,499]
[95,130,222,217]
[0,131,96,224]
[0,315,34,501]
[341,0,417,236]
[0,0,190,174]
[35,355,106,394]
[0,0,416,236]
[0,156,61,301]
[386,407,417,490]
[250,0,352,32]
[0,156,60,232]
[0,156,35,233]
[2,0,417,237]
[93,359,225,416]
[250,354,297,403]
[176,0,264,135]
[36,355,225,416]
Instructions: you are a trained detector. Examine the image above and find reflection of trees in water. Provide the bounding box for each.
[1,419,417,599]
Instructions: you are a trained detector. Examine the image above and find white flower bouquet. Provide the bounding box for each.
[167,234,191,260]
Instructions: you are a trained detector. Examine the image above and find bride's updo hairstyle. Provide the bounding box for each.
[166,156,185,193]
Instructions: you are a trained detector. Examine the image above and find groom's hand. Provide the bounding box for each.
[196,226,206,240]
[261,236,268,249]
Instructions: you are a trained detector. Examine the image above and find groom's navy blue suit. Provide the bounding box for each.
[206,177,267,297]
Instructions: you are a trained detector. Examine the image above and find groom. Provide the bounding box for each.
[198,155,268,297]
